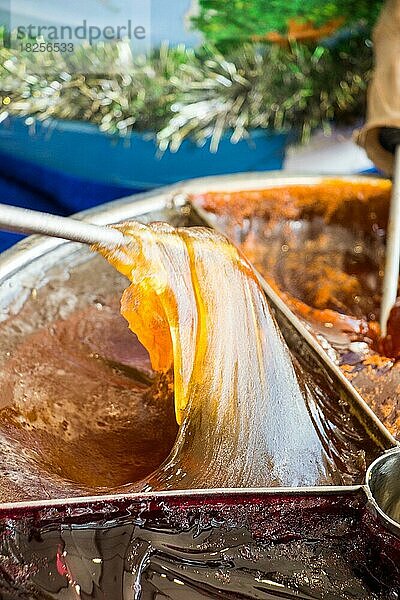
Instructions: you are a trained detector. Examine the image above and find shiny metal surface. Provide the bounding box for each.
[367,447,400,534]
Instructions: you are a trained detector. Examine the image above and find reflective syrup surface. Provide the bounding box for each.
[96,222,377,490]
[0,218,381,503]
[0,490,399,599]
[0,253,177,502]
[192,181,400,438]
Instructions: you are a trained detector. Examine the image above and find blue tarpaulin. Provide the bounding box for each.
[0,118,289,252]
[0,150,140,252]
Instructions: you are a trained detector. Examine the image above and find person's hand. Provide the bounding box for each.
[358,0,400,175]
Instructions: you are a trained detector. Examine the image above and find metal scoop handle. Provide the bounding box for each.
[0,203,125,248]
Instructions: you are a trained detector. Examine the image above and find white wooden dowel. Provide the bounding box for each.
[0,203,125,249]
[380,146,400,336]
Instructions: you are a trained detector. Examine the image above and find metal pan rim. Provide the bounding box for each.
[0,484,365,515]
[366,447,400,534]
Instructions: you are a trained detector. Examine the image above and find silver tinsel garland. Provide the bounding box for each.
[0,39,372,150]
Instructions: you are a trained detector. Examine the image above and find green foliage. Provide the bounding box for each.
[0,38,372,150]
[193,0,383,47]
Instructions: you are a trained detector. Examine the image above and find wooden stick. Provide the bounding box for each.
[380,146,400,336]
[0,203,125,249]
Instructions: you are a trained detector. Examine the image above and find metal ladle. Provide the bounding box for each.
[367,447,400,536]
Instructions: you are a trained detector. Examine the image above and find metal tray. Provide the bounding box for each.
[0,174,397,507]
[0,173,399,598]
